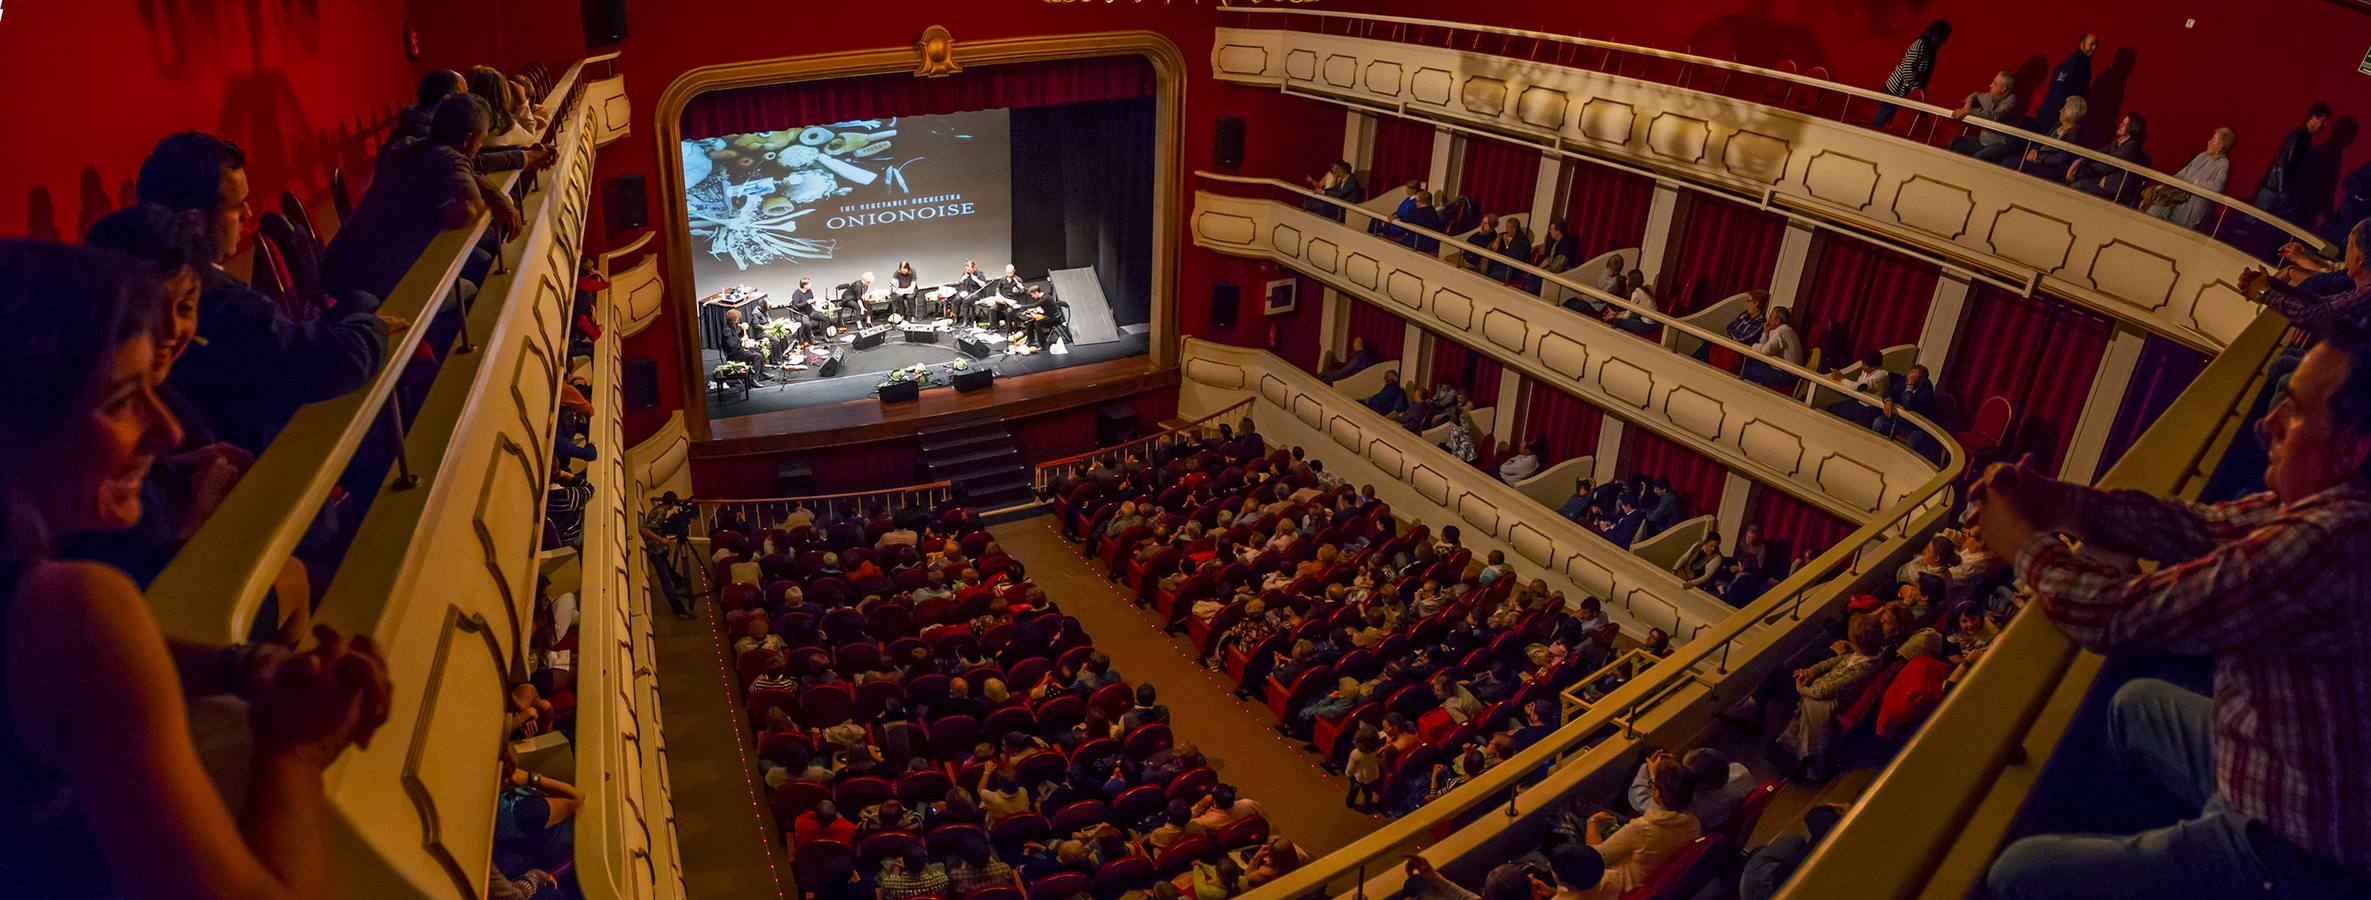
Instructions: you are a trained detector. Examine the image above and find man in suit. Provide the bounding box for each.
[1872,364,1943,459]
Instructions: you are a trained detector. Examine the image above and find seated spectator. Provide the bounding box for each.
[1823,349,1894,425]
[790,799,857,849]
[1641,479,1685,538]
[1603,270,1659,334]
[0,243,398,899]
[1137,801,1206,856]
[1301,159,1361,222]
[1242,836,1303,887]
[947,841,1019,895]
[1945,70,2020,162]
[1175,856,1249,900]
[1626,748,1753,830]
[390,69,465,148]
[1190,783,1264,830]
[324,93,520,303]
[1558,477,1597,521]
[2068,113,2152,198]
[1319,336,1382,384]
[2014,96,2088,175]
[1482,215,1531,282]
[2142,127,2235,228]
[1121,683,1170,731]
[137,132,391,454]
[1738,804,1847,900]
[1578,754,1703,898]
[1673,533,1726,588]
[1776,612,1888,770]
[465,65,555,172]
[1741,306,1804,388]
[1498,435,1546,483]
[734,617,787,656]
[1440,405,1480,463]
[876,846,948,900]
[1391,189,1444,253]
[1724,290,1769,352]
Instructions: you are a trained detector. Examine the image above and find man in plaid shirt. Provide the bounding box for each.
[1982,319,2371,899]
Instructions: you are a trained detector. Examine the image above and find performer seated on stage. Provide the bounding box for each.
[890,260,920,318]
[721,307,770,381]
[976,264,1027,330]
[838,271,877,325]
[787,276,832,332]
[953,259,990,326]
[1017,284,1067,348]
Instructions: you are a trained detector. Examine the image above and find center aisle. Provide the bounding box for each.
[990,516,1382,854]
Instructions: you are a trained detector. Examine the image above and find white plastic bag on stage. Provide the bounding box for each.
[1050,340,1069,355]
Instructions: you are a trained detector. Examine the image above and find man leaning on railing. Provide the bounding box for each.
[1973,304,2371,898]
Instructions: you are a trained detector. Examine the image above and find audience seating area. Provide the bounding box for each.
[704,500,1293,900]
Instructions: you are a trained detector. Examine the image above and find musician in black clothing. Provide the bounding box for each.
[953,259,989,326]
[785,275,831,332]
[890,260,920,318]
[1018,284,1067,348]
[977,264,1027,330]
[837,271,876,325]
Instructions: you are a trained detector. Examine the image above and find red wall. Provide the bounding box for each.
[0,0,421,242]
[1371,0,2371,214]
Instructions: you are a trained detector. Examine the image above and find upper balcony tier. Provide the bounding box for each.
[1210,12,2291,353]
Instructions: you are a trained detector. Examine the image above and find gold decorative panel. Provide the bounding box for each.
[1576,98,1636,146]
[1460,76,1509,117]
[1516,86,1569,131]
[1721,130,1791,185]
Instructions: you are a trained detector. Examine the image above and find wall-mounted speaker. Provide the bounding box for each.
[1210,281,1240,331]
[582,0,628,45]
[624,356,659,409]
[607,175,648,230]
[1213,116,1245,168]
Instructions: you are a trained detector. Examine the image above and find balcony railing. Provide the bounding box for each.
[1177,338,1961,900]
[1192,175,1945,526]
[1778,308,2284,900]
[1210,12,2283,352]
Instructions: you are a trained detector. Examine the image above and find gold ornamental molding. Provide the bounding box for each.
[916,26,962,78]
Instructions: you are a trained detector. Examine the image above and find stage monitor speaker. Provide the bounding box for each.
[583,0,628,44]
[624,356,660,409]
[852,327,888,350]
[958,335,994,359]
[1213,116,1245,168]
[879,380,920,404]
[607,175,648,230]
[1210,282,1239,330]
[953,368,994,393]
[903,326,939,344]
[1097,403,1141,446]
[818,353,844,378]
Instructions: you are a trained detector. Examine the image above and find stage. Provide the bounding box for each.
[699,355,1175,456]
[701,326,1151,416]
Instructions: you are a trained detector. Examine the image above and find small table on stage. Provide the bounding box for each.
[698,288,766,352]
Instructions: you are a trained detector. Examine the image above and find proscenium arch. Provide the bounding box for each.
[650,30,1190,442]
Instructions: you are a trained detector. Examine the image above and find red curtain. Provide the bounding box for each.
[1456,136,1541,216]
[1521,383,1604,465]
[1562,165,1656,262]
[1658,193,1785,316]
[2099,336,2210,473]
[1367,116,1434,199]
[1789,236,1938,368]
[1348,300,1407,363]
[1428,335,1504,407]
[1943,286,2114,472]
[1746,486,1855,564]
[1266,276,1326,373]
[1618,427,1726,520]
[681,56,1154,139]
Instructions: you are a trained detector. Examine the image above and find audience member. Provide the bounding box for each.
[1320,336,1382,384]
[325,93,519,303]
[2031,33,2097,132]
[1874,20,1952,127]
[1947,70,2020,161]
[2068,113,2151,198]
[2143,127,2235,228]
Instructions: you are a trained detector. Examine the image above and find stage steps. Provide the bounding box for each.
[917,416,1035,511]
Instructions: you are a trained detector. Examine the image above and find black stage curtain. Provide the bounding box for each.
[1010,96,1154,324]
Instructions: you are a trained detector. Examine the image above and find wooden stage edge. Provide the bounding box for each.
[694,357,1178,457]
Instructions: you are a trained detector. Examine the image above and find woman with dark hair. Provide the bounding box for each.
[1875,19,1952,127]
[466,65,521,141]
[0,241,392,897]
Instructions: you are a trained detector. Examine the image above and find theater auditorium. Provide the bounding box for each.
[4,2,2369,899]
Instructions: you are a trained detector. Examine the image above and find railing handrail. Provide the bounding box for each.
[146,59,591,643]
[1190,337,1965,900]
[1034,396,1256,473]
[1776,308,2288,900]
[690,481,956,509]
[1223,8,2323,250]
[1194,174,1960,453]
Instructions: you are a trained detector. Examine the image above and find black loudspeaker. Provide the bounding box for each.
[879,380,920,404]
[1097,403,1141,446]
[958,335,994,359]
[953,368,995,393]
[1210,282,1239,331]
[853,327,888,350]
[624,356,659,409]
[1213,116,1245,168]
[582,0,628,45]
[607,175,648,230]
[818,353,844,378]
[903,326,939,344]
